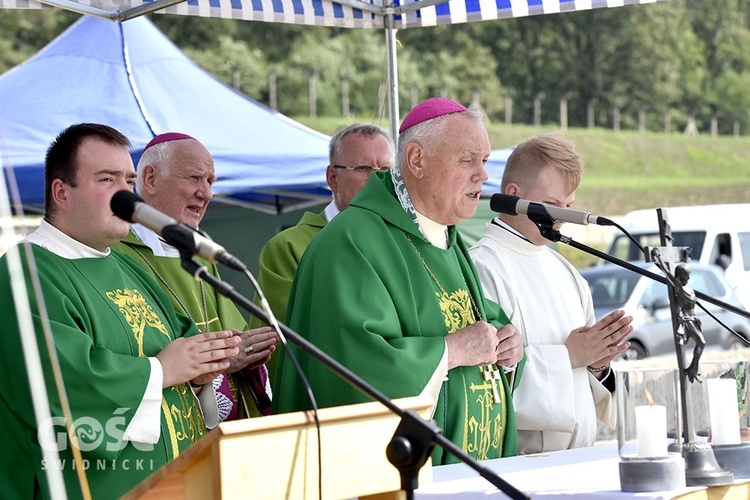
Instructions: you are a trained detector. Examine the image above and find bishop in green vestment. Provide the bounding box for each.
[273,99,526,465]
[273,173,525,464]
[114,230,271,418]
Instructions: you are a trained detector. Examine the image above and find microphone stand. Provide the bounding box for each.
[178,255,529,500]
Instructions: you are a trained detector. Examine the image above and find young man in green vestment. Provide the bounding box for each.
[253,123,394,381]
[272,99,526,465]
[113,133,279,420]
[0,124,243,499]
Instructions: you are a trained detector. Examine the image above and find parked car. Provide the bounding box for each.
[580,262,750,360]
[605,204,750,308]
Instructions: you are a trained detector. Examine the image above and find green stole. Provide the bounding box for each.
[114,232,264,418]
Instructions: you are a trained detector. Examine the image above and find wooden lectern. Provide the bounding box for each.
[122,396,434,499]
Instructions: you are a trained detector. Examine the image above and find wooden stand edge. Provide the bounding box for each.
[123,395,435,499]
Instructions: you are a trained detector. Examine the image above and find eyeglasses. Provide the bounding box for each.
[332,164,392,174]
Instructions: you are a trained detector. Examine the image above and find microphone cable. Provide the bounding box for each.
[610,219,647,256]
[240,267,324,500]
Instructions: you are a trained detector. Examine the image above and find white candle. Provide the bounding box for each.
[707,378,741,445]
[635,405,668,457]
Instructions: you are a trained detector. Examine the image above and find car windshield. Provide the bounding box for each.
[609,231,706,262]
[585,269,642,309]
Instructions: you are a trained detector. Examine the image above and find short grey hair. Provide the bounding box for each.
[328,123,394,165]
[135,141,177,193]
[396,110,483,169]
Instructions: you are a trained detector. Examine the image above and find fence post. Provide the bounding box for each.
[560,97,568,131]
[663,109,671,134]
[377,82,385,120]
[638,107,646,133]
[232,66,241,91]
[533,91,545,127]
[613,105,620,132]
[268,69,277,111]
[341,76,350,118]
[504,94,513,125]
[309,70,318,118]
[587,98,598,128]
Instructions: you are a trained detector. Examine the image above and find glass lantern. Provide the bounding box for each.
[691,356,750,479]
[612,360,686,492]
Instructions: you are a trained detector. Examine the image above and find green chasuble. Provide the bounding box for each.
[272,173,525,465]
[0,245,206,499]
[251,210,327,382]
[252,210,327,326]
[114,231,266,418]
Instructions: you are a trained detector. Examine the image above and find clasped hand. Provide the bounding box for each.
[226,326,280,373]
[157,326,281,389]
[565,309,633,371]
[446,320,524,370]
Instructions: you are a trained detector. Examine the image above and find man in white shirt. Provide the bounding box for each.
[470,132,633,454]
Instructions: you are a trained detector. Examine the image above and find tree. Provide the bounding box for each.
[0,10,78,74]
[398,27,504,118]
[183,35,269,101]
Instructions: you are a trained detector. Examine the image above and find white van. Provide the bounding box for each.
[606,204,750,307]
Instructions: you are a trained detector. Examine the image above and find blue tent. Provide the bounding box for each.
[0,15,333,214]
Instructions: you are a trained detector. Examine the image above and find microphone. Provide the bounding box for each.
[110,190,247,271]
[490,193,614,226]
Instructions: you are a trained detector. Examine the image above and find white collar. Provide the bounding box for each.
[131,223,180,258]
[492,217,528,240]
[489,217,545,255]
[24,219,111,259]
[324,199,340,223]
[415,210,448,250]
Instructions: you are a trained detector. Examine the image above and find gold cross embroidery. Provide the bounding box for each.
[483,366,503,404]
[194,316,220,330]
[469,366,502,405]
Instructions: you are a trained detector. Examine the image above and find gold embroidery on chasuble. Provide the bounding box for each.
[437,288,506,460]
[106,288,205,459]
[466,371,506,460]
[106,288,171,356]
[189,288,220,332]
[437,289,475,334]
[160,387,205,460]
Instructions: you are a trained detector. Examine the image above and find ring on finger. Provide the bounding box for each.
[245,345,254,354]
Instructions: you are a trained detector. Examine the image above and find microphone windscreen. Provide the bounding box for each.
[490,194,520,215]
[110,190,143,222]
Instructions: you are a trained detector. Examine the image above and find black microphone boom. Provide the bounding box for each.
[110,190,247,271]
[490,194,614,226]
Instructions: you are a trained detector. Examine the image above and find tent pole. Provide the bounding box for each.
[384,9,399,148]
[0,153,70,498]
